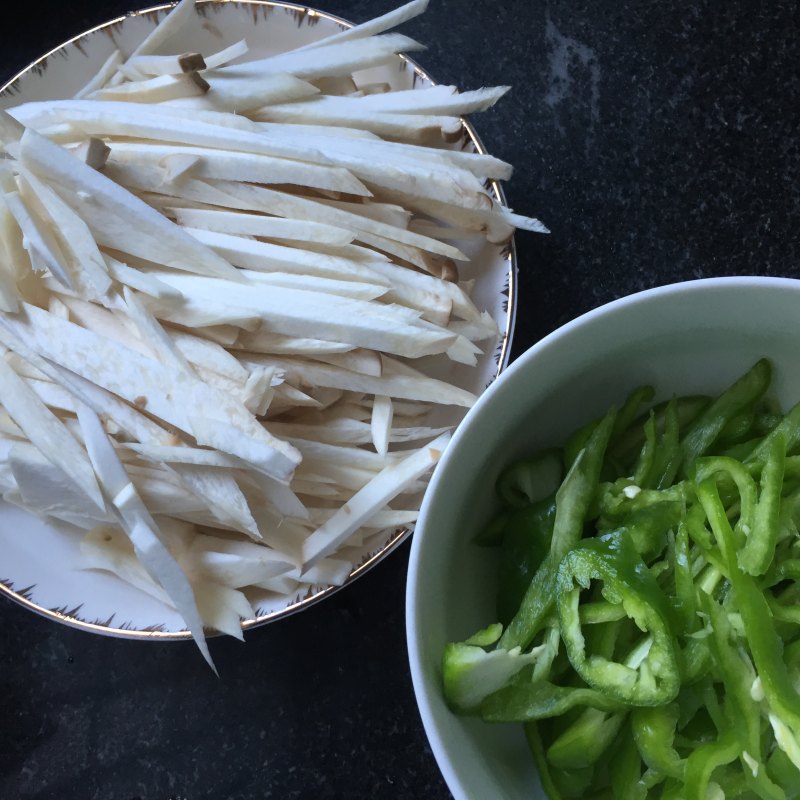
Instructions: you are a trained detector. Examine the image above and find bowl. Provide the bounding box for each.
[406,276,800,799]
[0,2,518,639]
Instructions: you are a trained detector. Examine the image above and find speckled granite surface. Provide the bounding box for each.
[1,1,799,798]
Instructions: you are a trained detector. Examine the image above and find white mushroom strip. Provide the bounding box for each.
[177,232,387,285]
[0,355,104,509]
[74,49,124,99]
[241,354,478,407]
[267,418,450,446]
[233,329,355,356]
[90,73,209,103]
[218,33,424,81]
[202,39,250,70]
[0,303,301,481]
[253,102,462,142]
[105,141,369,196]
[140,273,458,359]
[163,71,320,113]
[170,208,356,247]
[11,101,335,164]
[16,126,242,281]
[302,432,449,568]
[75,401,216,669]
[295,0,429,51]
[123,51,208,77]
[371,395,393,456]
[16,166,112,299]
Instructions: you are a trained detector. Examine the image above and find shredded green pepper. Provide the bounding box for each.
[739,430,786,576]
[678,357,772,475]
[498,409,617,652]
[631,704,683,778]
[556,531,680,706]
[442,359,800,797]
[482,678,625,722]
[496,496,556,625]
[546,708,626,771]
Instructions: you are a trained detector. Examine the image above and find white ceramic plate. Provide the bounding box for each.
[0,1,518,638]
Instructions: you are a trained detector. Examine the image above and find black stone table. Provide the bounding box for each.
[2,1,799,797]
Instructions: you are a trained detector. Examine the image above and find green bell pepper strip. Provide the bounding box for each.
[768,748,800,799]
[550,765,594,799]
[648,556,671,581]
[701,679,726,734]
[679,358,772,477]
[614,385,656,439]
[747,399,800,464]
[693,456,757,543]
[721,436,765,461]
[772,564,800,606]
[631,704,684,779]
[596,482,686,560]
[767,588,800,624]
[532,625,562,682]
[775,586,800,616]
[524,722,567,800]
[780,456,800,482]
[563,419,600,473]
[702,592,786,800]
[739,430,786,576]
[481,678,625,723]
[751,394,781,416]
[496,495,557,625]
[527,722,600,799]
[717,407,756,447]
[622,501,685,562]
[564,386,655,473]
[638,767,667,793]
[597,481,687,527]
[684,730,740,800]
[495,449,562,509]
[498,409,617,652]
[697,563,726,599]
[547,708,626,770]
[675,679,710,732]
[684,500,715,552]
[650,397,682,489]
[609,730,647,800]
[674,521,697,630]
[697,480,800,739]
[463,622,503,647]
[632,412,656,488]
[766,599,800,626]
[611,395,710,468]
[579,601,628,625]
[660,778,685,800]
[472,511,509,546]
[586,615,623,664]
[679,637,712,685]
[753,409,784,436]
[555,531,680,706]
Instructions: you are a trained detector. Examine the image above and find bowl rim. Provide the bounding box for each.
[405,274,800,799]
[0,0,519,640]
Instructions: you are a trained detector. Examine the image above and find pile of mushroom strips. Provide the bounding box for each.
[0,0,543,666]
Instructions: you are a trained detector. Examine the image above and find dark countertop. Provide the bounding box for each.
[2,1,799,798]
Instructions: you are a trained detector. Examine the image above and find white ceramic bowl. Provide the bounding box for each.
[0,2,517,638]
[406,276,800,799]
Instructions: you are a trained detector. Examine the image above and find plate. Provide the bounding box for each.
[0,0,518,639]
